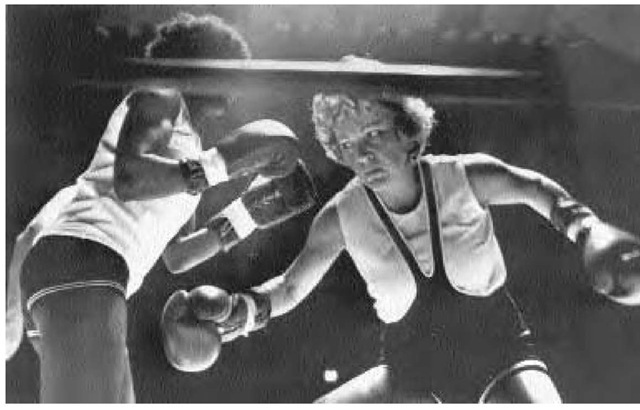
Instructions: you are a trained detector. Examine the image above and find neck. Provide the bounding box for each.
[375,163,421,214]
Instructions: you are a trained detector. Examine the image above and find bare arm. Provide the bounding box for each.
[161,214,224,274]
[252,203,345,317]
[113,88,194,201]
[464,153,573,222]
[465,153,640,306]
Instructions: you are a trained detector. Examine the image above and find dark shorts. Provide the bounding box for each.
[381,286,547,403]
[21,235,129,317]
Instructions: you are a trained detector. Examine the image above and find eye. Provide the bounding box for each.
[338,140,353,151]
[367,130,384,143]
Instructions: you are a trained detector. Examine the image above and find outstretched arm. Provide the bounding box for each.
[252,203,345,317]
[161,215,225,274]
[162,162,317,274]
[465,153,640,305]
[463,153,572,227]
[160,203,346,371]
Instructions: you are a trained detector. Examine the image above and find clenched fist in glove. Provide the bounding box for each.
[181,119,301,194]
[580,220,640,306]
[160,285,271,372]
[218,119,301,180]
[552,197,640,306]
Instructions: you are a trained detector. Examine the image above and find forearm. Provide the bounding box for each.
[509,171,600,243]
[467,155,586,232]
[114,153,188,201]
[517,169,573,219]
[252,204,344,317]
[163,227,225,274]
[252,248,339,318]
[252,275,298,318]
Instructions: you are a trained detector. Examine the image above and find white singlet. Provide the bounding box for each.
[333,154,507,323]
[39,92,202,297]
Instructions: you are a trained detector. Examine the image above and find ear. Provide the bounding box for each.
[406,139,421,162]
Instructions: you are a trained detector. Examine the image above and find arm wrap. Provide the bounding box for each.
[206,217,241,252]
[550,196,599,244]
[218,291,272,339]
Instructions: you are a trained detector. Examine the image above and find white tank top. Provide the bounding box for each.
[40,92,201,297]
[333,154,507,323]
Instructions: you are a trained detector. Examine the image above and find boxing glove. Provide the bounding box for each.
[160,285,272,372]
[160,290,223,373]
[581,220,640,306]
[181,119,301,194]
[551,196,640,305]
[209,161,317,251]
[188,285,234,322]
[186,285,272,342]
[217,119,301,180]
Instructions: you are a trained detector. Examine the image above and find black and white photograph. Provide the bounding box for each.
[5,4,640,403]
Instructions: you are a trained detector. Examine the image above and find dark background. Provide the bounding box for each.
[5,5,640,403]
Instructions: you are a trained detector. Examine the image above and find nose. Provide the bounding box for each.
[354,141,375,165]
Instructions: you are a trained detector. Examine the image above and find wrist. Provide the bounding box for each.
[178,159,209,195]
[218,291,271,341]
[220,198,258,239]
[550,197,598,243]
[570,215,600,245]
[199,147,229,186]
[207,218,241,252]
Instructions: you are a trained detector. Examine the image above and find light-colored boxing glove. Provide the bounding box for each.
[552,197,640,305]
[160,289,224,373]
[160,285,271,373]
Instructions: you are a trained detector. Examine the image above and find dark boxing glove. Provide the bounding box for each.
[180,119,301,194]
[216,119,301,180]
[208,161,317,251]
[552,197,640,305]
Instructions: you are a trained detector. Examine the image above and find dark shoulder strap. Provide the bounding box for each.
[422,161,446,273]
[364,161,445,278]
[364,186,424,277]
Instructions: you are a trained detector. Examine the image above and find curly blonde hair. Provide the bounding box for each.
[311,92,436,163]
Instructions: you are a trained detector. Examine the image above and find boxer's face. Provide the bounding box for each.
[334,107,413,189]
[188,95,234,146]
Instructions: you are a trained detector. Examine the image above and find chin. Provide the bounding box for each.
[360,174,390,189]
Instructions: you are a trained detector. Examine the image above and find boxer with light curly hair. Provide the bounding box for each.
[162,73,640,402]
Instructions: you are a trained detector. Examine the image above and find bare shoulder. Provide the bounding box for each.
[459,152,511,180]
[460,152,504,169]
[308,201,344,247]
[313,201,340,231]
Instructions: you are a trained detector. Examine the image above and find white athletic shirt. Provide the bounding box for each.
[332,154,507,323]
[39,92,202,297]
